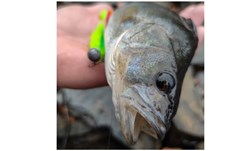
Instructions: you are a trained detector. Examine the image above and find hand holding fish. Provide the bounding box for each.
[57,3,204,89]
[57,3,112,88]
[57,2,204,146]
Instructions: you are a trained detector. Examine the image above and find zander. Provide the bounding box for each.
[104,3,198,144]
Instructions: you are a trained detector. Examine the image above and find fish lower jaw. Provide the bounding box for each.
[121,107,166,145]
[137,112,167,141]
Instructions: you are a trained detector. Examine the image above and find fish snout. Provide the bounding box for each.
[118,84,172,144]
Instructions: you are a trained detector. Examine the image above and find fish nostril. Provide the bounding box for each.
[149,90,154,95]
[147,87,155,95]
[141,104,146,108]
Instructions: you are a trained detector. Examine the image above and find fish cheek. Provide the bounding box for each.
[148,87,167,111]
[116,48,130,80]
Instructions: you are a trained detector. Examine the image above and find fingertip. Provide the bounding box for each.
[197,26,204,42]
[179,4,196,18]
[197,26,204,51]
[196,3,204,12]
[90,3,113,12]
[180,3,204,27]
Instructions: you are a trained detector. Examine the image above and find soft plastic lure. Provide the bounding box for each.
[88,10,112,64]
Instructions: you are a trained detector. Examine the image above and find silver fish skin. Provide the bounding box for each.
[105,3,198,144]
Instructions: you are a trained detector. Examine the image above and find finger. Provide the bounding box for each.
[180,4,204,27]
[196,26,204,52]
[57,3,113,39]
[57,36,107,89]
[88,3,113,13]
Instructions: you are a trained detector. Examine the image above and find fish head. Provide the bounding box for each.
[110,21,197,144]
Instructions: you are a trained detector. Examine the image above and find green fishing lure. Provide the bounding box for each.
[88,10,111,64]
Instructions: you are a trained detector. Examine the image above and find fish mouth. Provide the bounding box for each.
[119,85,171,144]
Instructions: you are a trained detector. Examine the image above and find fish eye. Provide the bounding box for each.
[156,72,175,93]
[88,48,101,63]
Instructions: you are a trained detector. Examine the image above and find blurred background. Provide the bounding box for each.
[57,1,204,149]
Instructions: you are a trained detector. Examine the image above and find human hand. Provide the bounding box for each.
[57,3,204,89]
[57,3,112,89]
[179,3,204,51]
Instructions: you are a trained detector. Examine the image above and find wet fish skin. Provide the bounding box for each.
[105,3,198,144]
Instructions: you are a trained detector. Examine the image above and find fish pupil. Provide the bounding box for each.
[156,80,169,91]
[156,72,175,93]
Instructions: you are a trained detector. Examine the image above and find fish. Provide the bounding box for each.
[104,3,198,144]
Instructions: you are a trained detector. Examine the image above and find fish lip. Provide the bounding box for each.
[128,98,167,138]
[120,89,169,142]
[129,99,167,140]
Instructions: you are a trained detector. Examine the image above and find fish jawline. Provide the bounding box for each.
[120,99,167,144]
